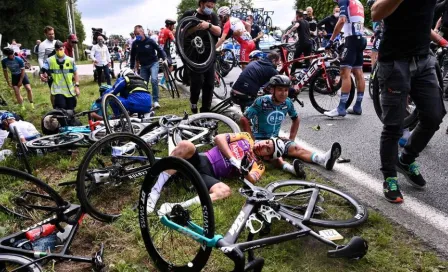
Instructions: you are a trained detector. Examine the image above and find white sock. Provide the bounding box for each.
[181,196,200,208]
[402,128,411,140]
[151,171,171,195]
[311,152,327,166]
[158,196,200,216]
[282,163,296,175]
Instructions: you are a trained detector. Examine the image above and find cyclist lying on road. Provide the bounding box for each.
[1,112,40,143]
[147,132,288,214]
[240,75,342,175]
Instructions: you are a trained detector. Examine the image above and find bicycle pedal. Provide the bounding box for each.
[245,214,263,234]
[258,205,280,223]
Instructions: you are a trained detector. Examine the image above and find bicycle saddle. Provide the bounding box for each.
[327,236,368,259]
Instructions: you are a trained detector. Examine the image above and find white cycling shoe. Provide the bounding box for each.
[324,108,346,117]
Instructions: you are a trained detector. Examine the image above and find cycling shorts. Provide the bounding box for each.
[340,35,367,69]
[186,150,221,190]
[239,40,256,63]
[11,73,30,86]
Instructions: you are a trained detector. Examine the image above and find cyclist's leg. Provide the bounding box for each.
[349,37,367,114]
[22,74,34,106]
[11,75,24,105]
[285,141,341,170]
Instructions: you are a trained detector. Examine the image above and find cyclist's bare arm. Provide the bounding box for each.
[431,29,447,44]
[371,0,404,21]
[247,161,265,184]
[239,116,255,140]
[214,132,254,159]
[289,117,300,140]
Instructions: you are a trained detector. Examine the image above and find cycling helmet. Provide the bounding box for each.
[0,112,15,122]
[249,50,264,60]
[119,68,134,78]
[271,137,285,159]
[218,6,231,16]
[165,18,176,25]
[2,47,14,56]
[269,75,291,87]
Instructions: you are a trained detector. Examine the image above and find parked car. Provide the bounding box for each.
[363,27,374,69]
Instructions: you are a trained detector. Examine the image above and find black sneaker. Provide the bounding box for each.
[293,159,306,179]
[383,177,403,203]
[325,142,341,170]
[191,104,198,114]
[396,157,426,189]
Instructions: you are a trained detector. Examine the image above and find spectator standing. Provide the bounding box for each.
[38,26,56,68]
[9,39,21,54]
[317,7,340,48]
[247,14,264,50]
[90,35,111,86]
[63,34,78,58]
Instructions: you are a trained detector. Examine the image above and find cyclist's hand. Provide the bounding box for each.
[325,40,334,50]
[17,81,22,88]
[40,73,48,82]
[229,157,242,170]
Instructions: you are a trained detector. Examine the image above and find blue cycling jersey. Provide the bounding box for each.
[1,57,24,75]
[244,95,298,140]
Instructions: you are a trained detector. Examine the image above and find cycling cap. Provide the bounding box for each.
[269,75,291,87]
[271,137,285,159]
[218,6,231,16]
[2,47,14,56]
[165,18,176,25]
[0,112,15,122]
[249,50,264,60]
[119,68,134,78]
[54,40,64,49]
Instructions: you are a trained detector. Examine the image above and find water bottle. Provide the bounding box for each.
[56,224,74,244]
[25,223,56,242]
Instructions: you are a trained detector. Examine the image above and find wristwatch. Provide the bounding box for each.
[75,82,80,87]
[208,23,212,29]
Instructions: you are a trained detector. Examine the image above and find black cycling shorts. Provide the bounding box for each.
[340,35,367,69]
[186,150,220,190]
[11,73,30,86]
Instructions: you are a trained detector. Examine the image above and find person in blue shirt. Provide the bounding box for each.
[240,75,342,176]
[101,68,152,115]
[130,24,167,109]
[1,47,34,110]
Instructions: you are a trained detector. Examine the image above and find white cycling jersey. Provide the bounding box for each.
[224,17,252,42]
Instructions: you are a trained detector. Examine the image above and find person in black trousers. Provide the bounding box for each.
[284,10,311,75]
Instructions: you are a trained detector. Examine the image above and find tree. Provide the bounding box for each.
[294,0,372,29]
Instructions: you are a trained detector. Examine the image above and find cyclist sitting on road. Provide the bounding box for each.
[147,132,286,214]
[90,85,111,121]
[215,6,256,70]
[1,112,40,143]
[101,68,152,115]
[240,75,342,176]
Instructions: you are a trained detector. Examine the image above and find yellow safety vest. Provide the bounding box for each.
[48,56,75,97]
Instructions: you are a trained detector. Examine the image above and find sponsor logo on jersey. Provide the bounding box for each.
[266,111,285,125]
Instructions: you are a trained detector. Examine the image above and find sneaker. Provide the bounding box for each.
[324,108,346,117]
[153,102,161,109]
[347,107,362,115]
[383,177,403,203]
[191,104,198,114]
[396,156,426,188]
[325,142,341,170]
[147,192,161,213]
[30,103,35,110]
[293,159,306,179]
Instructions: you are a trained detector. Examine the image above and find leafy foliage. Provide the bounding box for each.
[0,0,86,49]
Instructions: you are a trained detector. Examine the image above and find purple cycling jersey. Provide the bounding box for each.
[205,139,252,178]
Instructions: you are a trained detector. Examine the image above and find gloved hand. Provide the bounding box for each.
[325,40,334,50]
[229,157,242,170]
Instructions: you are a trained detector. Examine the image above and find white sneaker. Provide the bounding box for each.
[324,108,346,117]
[153,102,161,109]
[147,192,161,213]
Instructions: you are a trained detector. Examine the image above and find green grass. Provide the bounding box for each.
[0,74,447,271]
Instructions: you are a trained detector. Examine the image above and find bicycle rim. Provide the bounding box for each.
[139,157,214,271]
[266,180,368,228]
[76,133,155,222]
[25,133,84,149]
[101,94,134,135]
[213,72,227,100]
[0,254,43,272]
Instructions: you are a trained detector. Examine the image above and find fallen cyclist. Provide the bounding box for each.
[1,112,40,143]
[240,75,342,176]
[147,132,289,214]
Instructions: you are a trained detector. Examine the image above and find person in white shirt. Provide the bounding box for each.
[9,39,22,53]
[38,26,56,68]
[90,35,111,86]
[1,112,40,143]
[125,33,135,63]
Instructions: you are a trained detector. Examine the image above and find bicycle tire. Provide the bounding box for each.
[101,93,134,135]
[13,126,32,174]
[0,253,43,272]
[308,67,355,114]
[139,157,214,271]
[266,16,273,31]
[222,49,237,69]
[265,180,368,228]
[161,63,175,99]
[76,132,155,222]
[165,63,180,98]
[172,113,240,148]
[216,51,233,77]
[90,123,144,142]
[176,16,215,72]
[25,132,84,149]
[174,66,184,83]
[213,72,228,100]
[0,167,66,222]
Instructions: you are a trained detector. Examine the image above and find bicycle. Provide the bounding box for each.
[260,11,274,33]
[138,154,369,271]
[0,167,105,271]
[159,61,180,99]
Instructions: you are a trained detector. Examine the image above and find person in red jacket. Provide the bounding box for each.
[63,34,78,58]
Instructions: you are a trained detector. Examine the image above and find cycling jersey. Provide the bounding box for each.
[158,28,175,51]
[244,95,298,140]
[338,0,364,37]
[1,56,25,75]
[204,132,265,181]
[222,18,256,62]
[9,121,40,141]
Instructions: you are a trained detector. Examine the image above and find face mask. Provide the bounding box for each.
[203,7,213,15]
[135,35,142,41]
[334,12,340,18]
[56,50,65,58]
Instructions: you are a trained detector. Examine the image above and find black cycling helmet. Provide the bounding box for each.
[2,47,14,56]
[269,75,291,87]
[165,18,176,25]
[54,40,64,49]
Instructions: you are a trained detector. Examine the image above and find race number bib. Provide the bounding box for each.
[353,22,363,35]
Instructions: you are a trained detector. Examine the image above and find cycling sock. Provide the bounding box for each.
[337,93,349,112]
[354,92,364,108]
[152,171,171,194]
[402,128,411,140]
[181,196,200,207]
[311,152,326,166]
[282,163,296,175]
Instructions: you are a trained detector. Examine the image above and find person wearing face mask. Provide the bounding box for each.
[90,35,112,87]
[40,40,80,110]
[317,7,340,48]
[180,0,221,113]
[305,7,318,37]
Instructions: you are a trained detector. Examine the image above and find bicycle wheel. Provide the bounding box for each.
[161,63,175,98]
[176,16,215,72]
[76,133,155,222]
[0,254,42,272]
[266,16,273,31]
[139,157,214,271]
[165,63,180,98]
[265,180,368,228]
[101,93,134,135]
[222,49,237,69]
[174,66,184,83]
[308,67,355,114]
[172,113,240,152]
[25,133,84,149]
[213,72,228,100]
[216,51,233,77]
[89,123,144,142]
[0,167,66,224]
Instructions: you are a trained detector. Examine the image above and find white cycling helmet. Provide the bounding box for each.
[271,137,286,159]
[218,6,231,16]
[119,68,134,78]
